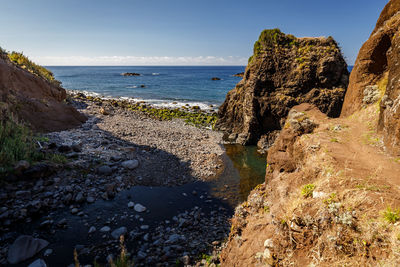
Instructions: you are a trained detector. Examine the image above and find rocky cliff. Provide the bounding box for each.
[0,50,86,132]
[341,0,400,117]
[215,29,349,145]
[340,0,400,155]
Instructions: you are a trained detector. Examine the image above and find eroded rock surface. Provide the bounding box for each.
[341,0,400,117]
[0,52,86,132]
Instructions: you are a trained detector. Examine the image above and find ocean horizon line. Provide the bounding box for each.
[44,65,248,67]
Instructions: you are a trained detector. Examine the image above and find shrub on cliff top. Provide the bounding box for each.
[251,28,298,61]
[7,51,61,87]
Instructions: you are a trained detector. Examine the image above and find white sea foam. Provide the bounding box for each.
[126,85,138,88]
[67,89,101,97]
[152,73,160,76]
[67,89,218,111]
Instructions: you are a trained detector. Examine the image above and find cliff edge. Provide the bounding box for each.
[221,103,400,266]
[215,29,348,145]
[0,50,86,132]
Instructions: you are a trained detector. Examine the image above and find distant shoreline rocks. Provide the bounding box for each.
[122,72,141,76]
[233,72,244,77]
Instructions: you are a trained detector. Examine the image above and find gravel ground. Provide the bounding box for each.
[0,95,228,266]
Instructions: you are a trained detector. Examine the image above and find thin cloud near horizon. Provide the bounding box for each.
[32,55,248,66]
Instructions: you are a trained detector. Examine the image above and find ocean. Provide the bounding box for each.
[48,65,353,110]
[47,66,246,110]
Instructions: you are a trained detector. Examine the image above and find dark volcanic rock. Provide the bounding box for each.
[122,72,140,76]
[233,72,244,77]
[215,29,348,145]
[211,77,221,80]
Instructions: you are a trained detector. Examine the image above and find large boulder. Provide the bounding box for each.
[341,0,400,117]
[0,51,86,132]
[7,235,49,264]
[215,29,348,145]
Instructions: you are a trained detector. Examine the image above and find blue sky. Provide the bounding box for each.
[0,0,388,65]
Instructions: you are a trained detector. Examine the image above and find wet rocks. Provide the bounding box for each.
[134,203,146,213]
[88,226,96,234]
[211,77,221,80]
[28,259,48,267]
[100,226,111,233]
[86,196,95,203]
[128,201,135,208]
[7,235,49,264]
[75,192,85,203]
[111,226,127,239]
[132,206,231,266]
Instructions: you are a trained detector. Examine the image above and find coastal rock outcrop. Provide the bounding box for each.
[215,29,349,145]
[0,51,86,132]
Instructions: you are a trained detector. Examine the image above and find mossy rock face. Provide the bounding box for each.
[217,29,349,145]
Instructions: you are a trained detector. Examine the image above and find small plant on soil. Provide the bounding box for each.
[48,154,68,164]
[383,207,400,224]
[301,184,315,198]
[323,193,337,205]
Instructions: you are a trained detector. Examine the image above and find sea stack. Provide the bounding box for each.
[215,29,349,145]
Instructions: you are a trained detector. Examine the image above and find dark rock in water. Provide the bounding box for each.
[211,77,221,80]
[215,29,349,145]
[7,235,49,264]
[233,72,244,77]
[111,226,128,239]
[122,72,140,76]
[140,84,146,88]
